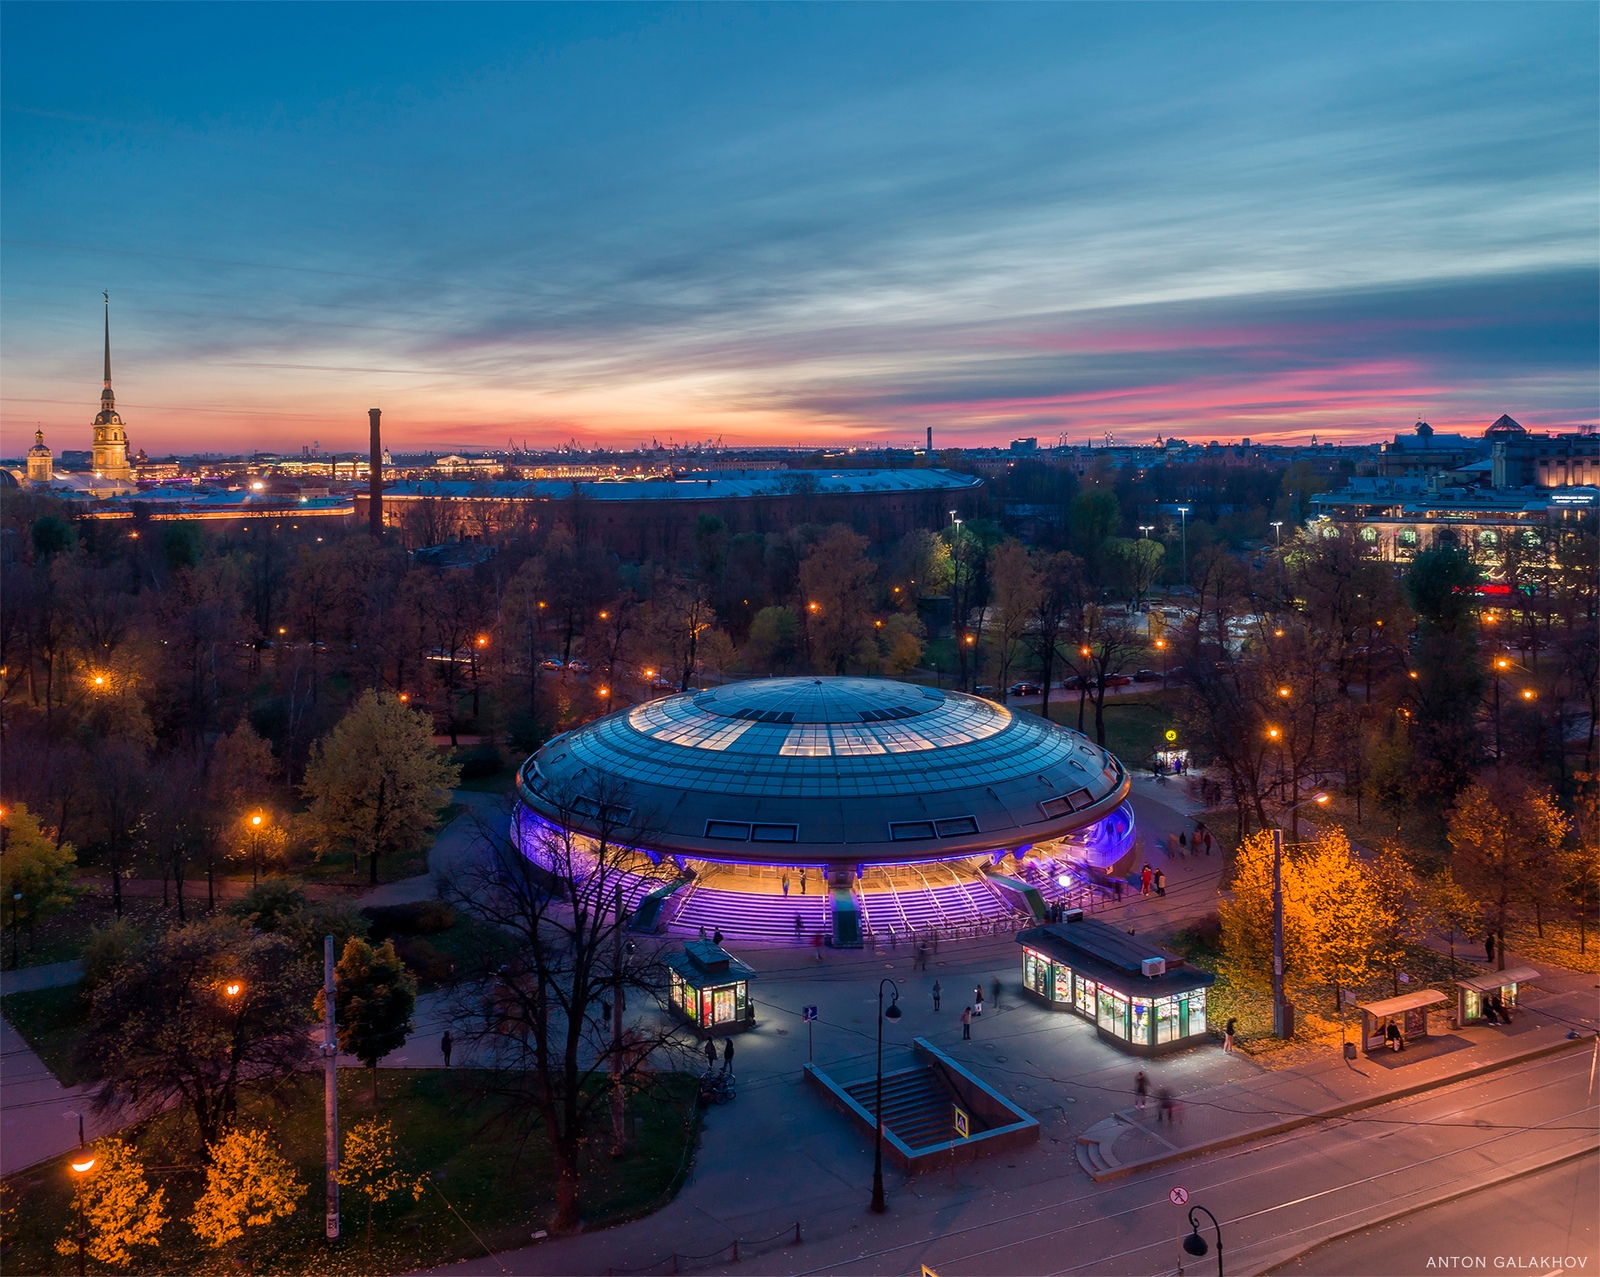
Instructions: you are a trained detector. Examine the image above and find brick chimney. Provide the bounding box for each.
[368,408,383,537]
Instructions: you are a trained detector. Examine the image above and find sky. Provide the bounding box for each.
[2,3,1596,456]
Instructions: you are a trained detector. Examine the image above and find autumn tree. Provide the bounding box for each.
[1404,545,1485,803]
[302,690,459,884]
[1447,774,1569,969]
[189,1127,306,1263]
[53,1139,167,1269]
[321,936,417,1105]
[743,606,800,674]
[338,1117,421,1251]
[1366,842,1431,996]
[798,526,877,674]
[1429,867,1481,975]
[83,917,317,1149]
[1106,536,1164,611]
[1296,828,1380,1018]
[986,539,1040,703]
[1027,549,1084,718]
[0,803,78,966]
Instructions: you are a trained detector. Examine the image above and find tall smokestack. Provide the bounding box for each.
[368,408,383,537]
[926,426,933,455]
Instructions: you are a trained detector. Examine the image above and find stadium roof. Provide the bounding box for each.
[518,677,1130,866]
[382,468,981,502]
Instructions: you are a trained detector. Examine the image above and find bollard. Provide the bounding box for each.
[731,1238,740,1263]
[671,1253,679,1275]
[793,1221,803,1245]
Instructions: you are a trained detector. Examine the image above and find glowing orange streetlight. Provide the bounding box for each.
[808,602,820,613]
[966,634,976,646]
[1277,686,1291,698]
[71,1154,97,1275]
[1408,671,1419,680]
[1154,638,1166,649]
[1495,658,1510,670]
[1267,727,1281,740]
[598,611,609,620]
[398,692,410,702]
[1080,645,1091,658]
[92,675,105,687]
[1274,628,1284,637]
[476,635,488,647]
[1521,688,1537,701]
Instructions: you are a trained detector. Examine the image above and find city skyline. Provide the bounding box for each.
[3,4,1597,457]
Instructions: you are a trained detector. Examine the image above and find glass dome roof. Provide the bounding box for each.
[521,676,1129,864]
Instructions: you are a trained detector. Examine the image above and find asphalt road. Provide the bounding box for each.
[1271,1150,1598,1276]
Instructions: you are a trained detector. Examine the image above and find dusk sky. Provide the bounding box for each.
[2,3,1596,457]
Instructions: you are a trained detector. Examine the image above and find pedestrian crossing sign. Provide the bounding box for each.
[953,1105,970,1139]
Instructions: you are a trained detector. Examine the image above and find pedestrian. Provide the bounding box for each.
[705,1038,718,1071]
[782,874,790,897]
[699,925,708,940]
[800,869,808,895]
[1114,879,1124,902]
[722,1038,735,1075]
[1223,1017,1236,1053]
[992,977,1002,1009]
[932,979,942,1011]
[1485,933,1495,963]
[1154,868,1166,898]
[1135,1069,1149,1110]
[1141,863,1152,897]
[1158,1088,1175,1124]
[1203,830,1214,856]
[713,926,723,947]
[918,942,929,972]
[795,914,804,938]
[440,1031,453,1068]
[813,933,824,963]
[961,1006,972,1040]
[1178,831,1188,853]
[1491,991,1510,1024]
[973,986,984,1017]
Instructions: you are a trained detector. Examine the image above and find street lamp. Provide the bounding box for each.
[1271,792,1329,1038]
[1181,1204,1224,1277]
[869,978,903,1214]
[248,813,265,886]
[1175,507,1190,588]
[71,1155,97,1277]
[1270,520,1283,545]
[1139,524,1154,539]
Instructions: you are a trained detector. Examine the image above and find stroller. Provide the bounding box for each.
[697,1070,736,1106]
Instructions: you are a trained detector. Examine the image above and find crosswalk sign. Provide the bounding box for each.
[802,1005,818,1022]
[953,1105,970,1139]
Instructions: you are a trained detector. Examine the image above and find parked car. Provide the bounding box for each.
[1103,674,1133,687]
[1062,674,1088,690]
[565,658,591,674]
[1008,681,1043,697]
[539,656,564,671]
[1132,669,1163,683]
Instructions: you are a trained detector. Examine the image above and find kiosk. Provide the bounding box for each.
[1016,915,1214,1056]
[1454,966,1538,1025]
[1357,989,1448,1052]
[665,940,757,1038]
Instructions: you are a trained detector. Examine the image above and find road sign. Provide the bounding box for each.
[922,1267,941,1277]
[1165,729,1178,743]
[1169,1186,1189,1206]
[953,1105,970,1140]
[801,1005,818,1022]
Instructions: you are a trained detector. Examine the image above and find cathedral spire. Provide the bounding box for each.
[103,292,112,390]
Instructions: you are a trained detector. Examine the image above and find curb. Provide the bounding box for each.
[1086,1030,1596,1182]
[1247,1141,1600,1276]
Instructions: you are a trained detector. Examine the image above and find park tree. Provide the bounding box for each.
[1447,774,1569,969]
[985,539,1041,703]
[742,605,800,675]
[0,803,78,967]
[1365,842,1431,996]
[1297,827,1381,1018]
[338,1117,422,1251]
[1563,773,1600,955]
[302,690,459,884]
[1107,536,1164,611]
[82,917,317,1150]
[53,1138,167,1269]
[1027,549,1084,718]
[188,1127,305,1263]
[320,936,417,1105]
[798,526,876,674]
[1404,545,1485,803]
[1429,867,1482,975]
[445,785,687,1232]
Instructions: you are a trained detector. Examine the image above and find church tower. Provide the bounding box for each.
[91,294,132,480]
[26,428,53,484]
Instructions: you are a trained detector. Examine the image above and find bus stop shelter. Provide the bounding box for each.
[1357,989,1448,1052]
[1454,966,1538,1025]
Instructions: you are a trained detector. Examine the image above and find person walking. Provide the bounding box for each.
[1223,1017,1236,1053]
[961,1006,973,1040]
[932,979,942,1011]
[1203,829,1214,856]
[1141,864,1153,897]
[992,977,1002,1010]
[704,1039,718,1071]
[918,942,929,972]
[813,933,825,963]
[722,1038,735,1076]
[1485,933,1495,963]
[699,925,708,940]
[1154,868,1166,898]
[1157,1088,1175,1125]
[782,874,790,897]
[795,914,804,939]
[973,986,984,1017]
[800,869,808,895]
[440,1031,453,1068]
[712,927,723,947]
[1135,1069,1149,1110]
[1113,879,1124,902]
[1178,831,1188,854]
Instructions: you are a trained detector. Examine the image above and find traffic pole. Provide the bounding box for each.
[324,934,340,1239]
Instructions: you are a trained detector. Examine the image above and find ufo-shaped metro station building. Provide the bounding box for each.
[516,676,1136,944]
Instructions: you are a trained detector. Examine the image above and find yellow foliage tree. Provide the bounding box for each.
[338,1117,422,1249]
[1,803,79,964]
[53,1139,167,1268]
[1448,775,1569,969]
[189,1127,305,1258]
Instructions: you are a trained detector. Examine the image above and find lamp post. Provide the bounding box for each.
[1175,507,1190,588]
[323,934,341,1240]
[248,813,265,885]
[1181,1204,1224,1277]
[1139,524,1154,539]
[1272,792,1329,1039]
[1270,520,1283,546]
[869,978,903,1214]
[71,1154,97,1277]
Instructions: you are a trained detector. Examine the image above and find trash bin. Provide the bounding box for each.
[1343,1042,1357,1060]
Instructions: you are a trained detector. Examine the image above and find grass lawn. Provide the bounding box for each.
[1504,918,1600,974]
[0,892,177,970]
[1043,690,1178,765]
[0,983,91,1085]
[0,1068,701,1276]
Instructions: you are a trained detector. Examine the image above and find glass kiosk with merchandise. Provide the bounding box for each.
[1454,966,1538,1026]
[1017,914,1214,1056]
[666,940,758,1038]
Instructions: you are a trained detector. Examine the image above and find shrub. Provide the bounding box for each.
[79,920,143,999]
[227,880,308,933]
[390,936,454,983]
[360,901,456,940]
